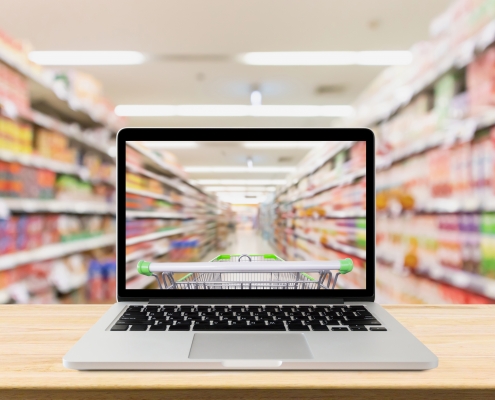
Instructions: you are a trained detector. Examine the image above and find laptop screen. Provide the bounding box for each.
[124,139,368,292]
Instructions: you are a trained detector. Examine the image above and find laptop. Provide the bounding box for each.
[63,129,438,370]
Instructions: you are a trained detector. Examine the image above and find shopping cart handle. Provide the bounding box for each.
[136,258,353,274]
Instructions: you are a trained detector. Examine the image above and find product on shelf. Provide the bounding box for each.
[0,213,114,255]
[0,61,30,117]
[0,116,33,153]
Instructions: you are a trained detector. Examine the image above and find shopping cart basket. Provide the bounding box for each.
[136,253,353,290]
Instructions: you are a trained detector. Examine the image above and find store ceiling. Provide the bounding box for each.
[151,140,316,203]
[1,0,452,127]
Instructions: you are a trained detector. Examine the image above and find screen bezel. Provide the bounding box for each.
[117,128,375,303]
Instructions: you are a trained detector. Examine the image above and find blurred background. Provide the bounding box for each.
[1,0,495,304]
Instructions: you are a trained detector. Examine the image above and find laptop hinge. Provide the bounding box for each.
[148,298,345,305]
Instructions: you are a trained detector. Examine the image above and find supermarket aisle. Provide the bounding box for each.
[201,230,277,261]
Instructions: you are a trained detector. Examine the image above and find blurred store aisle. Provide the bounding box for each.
[201,229,277,261]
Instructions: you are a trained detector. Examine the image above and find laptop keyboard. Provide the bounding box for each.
[110,305,386,332]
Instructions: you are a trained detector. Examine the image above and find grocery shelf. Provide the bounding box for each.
[125,225,198,246]
[295,209,367,219]
[0,289,9,304]
[355,20,495,126]
[294,232,367,260]
[0,149,115,187]
[377,197,495,215]
[376,250,495,301]
[280,141,355,195]
[285,168,366,204]
[0,45,123,132]
[125,162,193,197]
[376,112,495,171]
[0,198,115,215]
[31,110,114,159]
[125,188,178,204]
[0,149,81,175]
[125,246,171,264]
[125,210,195,219]
[0,233,116,271]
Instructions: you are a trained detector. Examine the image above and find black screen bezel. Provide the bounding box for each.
[117,128,375,303]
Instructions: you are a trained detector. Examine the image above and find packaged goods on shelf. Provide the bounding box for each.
[0,213,114,256]
[376,129,495,212]
[86,258,116,303]
[0,61,30,117]
[0,116,32,153]
[169,237,200,262]
[125,218,185,239]
[0,252,116,304]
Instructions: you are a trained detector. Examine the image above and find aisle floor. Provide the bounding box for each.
[201,229,277,261]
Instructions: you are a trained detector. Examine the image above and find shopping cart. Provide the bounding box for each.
[136,253,353,290]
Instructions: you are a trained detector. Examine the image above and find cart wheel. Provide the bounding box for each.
[238,254,252,262]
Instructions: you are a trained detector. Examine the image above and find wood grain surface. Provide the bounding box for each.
[0,304,494,399]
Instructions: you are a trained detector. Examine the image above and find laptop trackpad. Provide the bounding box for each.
[189,333,313,359]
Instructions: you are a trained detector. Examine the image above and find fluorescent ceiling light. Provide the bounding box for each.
[143,141,198,148]
[220,198,262,205]
[238,51,412,66]
[243,141,323,149]
[28,51,145,65]
[195,179,286,185]
[216,191,267,196]
[184,166,295,173]
[204,186,276,192]
[250,90,262,106]
[114,105,353,117]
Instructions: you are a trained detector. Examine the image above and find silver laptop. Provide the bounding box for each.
[63,129,438,370]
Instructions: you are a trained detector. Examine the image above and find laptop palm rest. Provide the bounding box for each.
[188,333,313,360]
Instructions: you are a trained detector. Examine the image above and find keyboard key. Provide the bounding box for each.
[125,320,154,325]
[370,327,387,331]
[130,325,148,331]
[169,325,191,331]
[340,320,380,326]
[322,321,341,326]
[331,327,349,331]
[149,325,167,331]
[311,325,329,331]
[111,325,128,331]
[288,324,310,331]
[349,326,368,331]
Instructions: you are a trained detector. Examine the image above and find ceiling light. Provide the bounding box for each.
[195,179,286,185]
[204,186,276,192]
[28,51,146,65]
[238,51,412,66]
[243,141,323,149]
[184,166,294,173]
[114,105,353,117]
[250,90,262,106]
[143,141,198,148]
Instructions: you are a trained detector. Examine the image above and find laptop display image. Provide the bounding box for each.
[124,139,367,292]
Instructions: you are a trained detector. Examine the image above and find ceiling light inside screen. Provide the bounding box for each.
[28,51,146,65]
[250,90,262,106]
[114,105,353,117]
[238,51,412,65]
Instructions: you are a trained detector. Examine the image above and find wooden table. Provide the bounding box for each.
[0,305,494,399]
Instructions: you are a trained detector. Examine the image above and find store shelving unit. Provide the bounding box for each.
[342,0,495,303]
[0,30,121,304]
[0,233,115,271]
[261,140,367,290]
[124,142,223,289]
